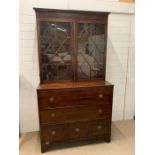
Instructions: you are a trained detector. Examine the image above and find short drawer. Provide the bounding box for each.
[74,86,113,104]
[40,104,112,124]
[38,89,74,109]
[41,124,67,146]
[87,119,111,138]
[68,121,87,140]
[68,119,110,140]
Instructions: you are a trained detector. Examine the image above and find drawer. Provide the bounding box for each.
[38,90,74,109]
[87,119,111,138]
[41,124,67,146]
[68,122,87,140]
[38,86,113,109]
[68,119,110,140]
[41,118,111,147]
[74,86,113,104]
[40,104,112,124]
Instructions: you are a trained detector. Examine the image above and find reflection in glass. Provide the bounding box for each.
[77,23,105,80]
[40,22,72,81]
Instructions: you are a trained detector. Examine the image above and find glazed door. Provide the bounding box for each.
[35,9,109,83]
[38,20,106,82]
[39,21,73,82]
[76,22,106,80]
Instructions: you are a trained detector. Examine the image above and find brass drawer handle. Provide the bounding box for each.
[45,141,50,145]
[50,113,55,118]
[51,130,56,135]
[98,94,103,99]
[75,128,80,132]
[98,109,103,114]
[97,125,102,130]
[49,97,55,103]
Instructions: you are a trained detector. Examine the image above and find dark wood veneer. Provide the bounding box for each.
[40,104,112,124]
[35,8,114,153]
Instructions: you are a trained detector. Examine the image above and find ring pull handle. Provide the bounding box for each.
[50,113,55,118]
[49,97,55,103]
[75,128,80,132]
[51,130,56,135]
[98,94,103,99]
[45,141,50,145]
[97,125,102,130]
[98,109,103,114]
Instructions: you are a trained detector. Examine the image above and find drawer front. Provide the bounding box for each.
[40,104,112,124]
[74,86,113,104]
[38,86,113,109]
[41,119,111,147]
[69,119,111,140]
[68,122,87,139]
[87,119,111,138]
[41,124,67,146]
[38,90,74,109]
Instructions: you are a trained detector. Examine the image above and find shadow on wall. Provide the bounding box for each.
[19,75,39,133]
[19,22,40,132]
[106,37,129,121]
[106,37,128,80]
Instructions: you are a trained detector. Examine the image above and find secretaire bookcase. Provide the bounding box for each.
[34,8,114,153]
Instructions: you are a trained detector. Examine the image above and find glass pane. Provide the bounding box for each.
[40,21,72,81]
[77,23,105,80]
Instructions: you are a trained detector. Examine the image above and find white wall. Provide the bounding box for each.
[19,0,135,133]
[124,15,135,119]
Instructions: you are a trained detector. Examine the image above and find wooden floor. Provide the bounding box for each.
[20,120,135,155]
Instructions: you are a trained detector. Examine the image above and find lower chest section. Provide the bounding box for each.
[37,85,113,152]
[41,118,111,146]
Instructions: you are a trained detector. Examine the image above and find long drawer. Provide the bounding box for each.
[40,104,112,124]
[41,118,111,146]
[38,86,113,109]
